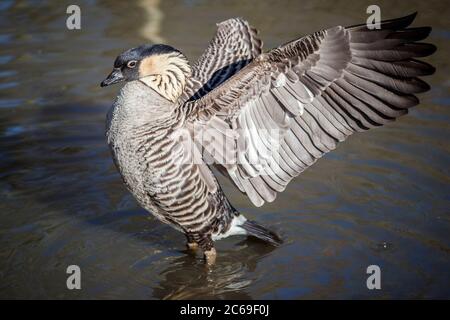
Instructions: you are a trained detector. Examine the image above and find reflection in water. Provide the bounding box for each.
[0,0,449,299]
[154,240,276,300]
[138,0,165,43]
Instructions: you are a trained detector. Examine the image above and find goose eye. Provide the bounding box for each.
[127,60,137,68]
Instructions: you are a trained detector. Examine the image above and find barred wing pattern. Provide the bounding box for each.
[183,13,436,207]
[181,18,263,102]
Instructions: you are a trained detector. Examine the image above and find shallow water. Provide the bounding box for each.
[0,0,449,299]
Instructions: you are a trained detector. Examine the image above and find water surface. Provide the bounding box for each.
[0,0,449,299]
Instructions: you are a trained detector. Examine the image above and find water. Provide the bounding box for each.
[0,0,449,299]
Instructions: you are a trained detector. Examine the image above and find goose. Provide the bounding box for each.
[101,13,435,264]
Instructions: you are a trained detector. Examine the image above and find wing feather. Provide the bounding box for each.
[181,18,263,102]
[182,13,436,206]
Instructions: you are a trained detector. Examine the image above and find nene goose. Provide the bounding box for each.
[101,13,435,263]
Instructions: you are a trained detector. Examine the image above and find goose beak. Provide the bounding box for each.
[101,68,124,87]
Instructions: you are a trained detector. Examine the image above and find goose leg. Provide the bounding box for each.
[198,234,216,265]
[204,247,216,265]
[185,233,199,250]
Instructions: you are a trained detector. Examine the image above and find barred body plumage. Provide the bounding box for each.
[106,81,236,250]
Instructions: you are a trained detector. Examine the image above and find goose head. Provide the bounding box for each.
[101,44,191,103]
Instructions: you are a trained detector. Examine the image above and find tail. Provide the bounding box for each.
[242,219,283,246]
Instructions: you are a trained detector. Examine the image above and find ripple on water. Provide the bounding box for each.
[0,98,23,108]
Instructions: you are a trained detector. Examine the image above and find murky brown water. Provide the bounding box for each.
[0,0,449,299]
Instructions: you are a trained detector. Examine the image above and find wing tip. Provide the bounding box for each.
[382,11,418,29]
[347,11,419,31]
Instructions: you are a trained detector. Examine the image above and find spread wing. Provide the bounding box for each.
[180,18,263,102]
[182,13,436,207]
